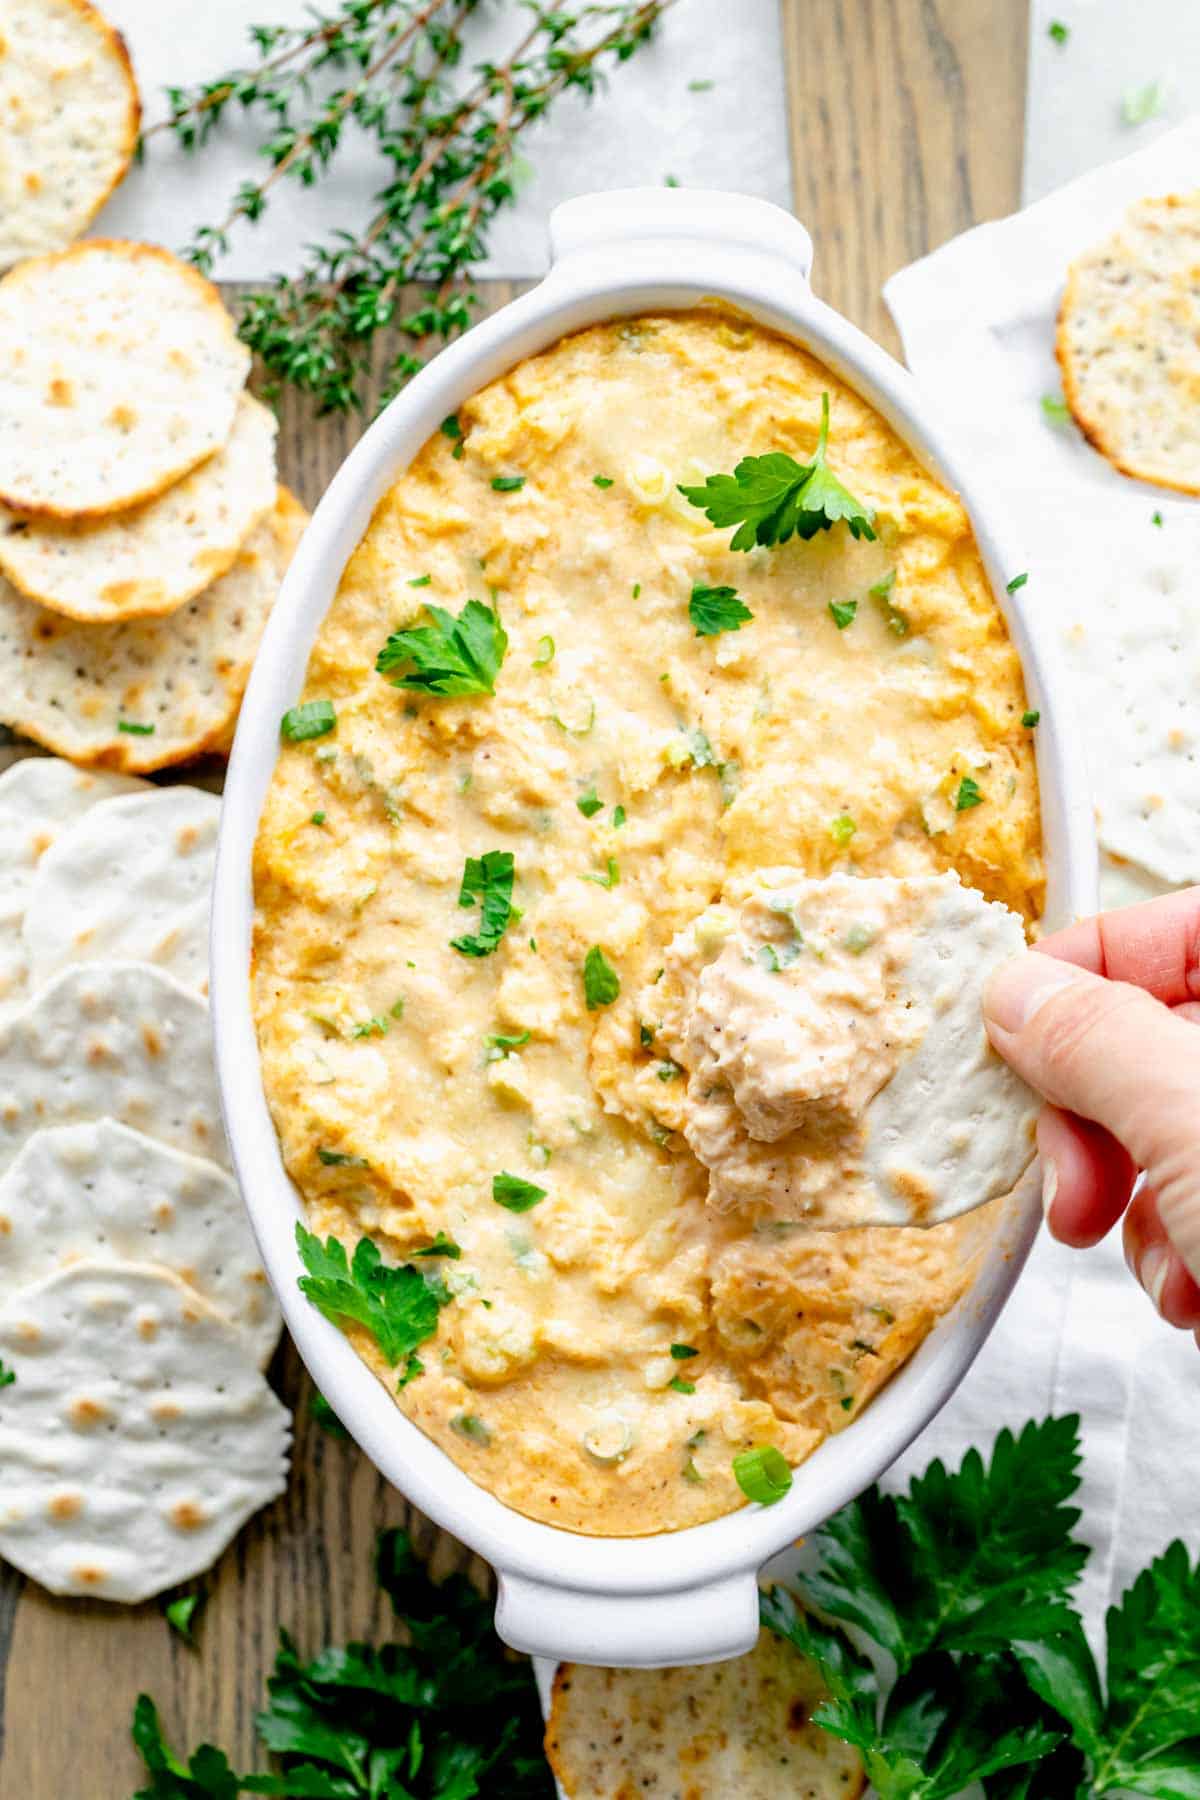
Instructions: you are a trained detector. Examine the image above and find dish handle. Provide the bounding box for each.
[546,187,814,284]
[494,1567,760,1668]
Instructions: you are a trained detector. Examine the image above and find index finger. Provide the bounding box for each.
[1036,887,1200,1007]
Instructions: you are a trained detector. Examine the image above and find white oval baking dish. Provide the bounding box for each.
[212,187,1097,1671]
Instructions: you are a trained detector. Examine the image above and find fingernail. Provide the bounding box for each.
[983,955,1087,1035]
[1041,1158,1058,1222]
[1140,1244,1170,1313]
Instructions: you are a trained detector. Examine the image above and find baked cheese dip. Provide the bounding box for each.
[253,309,1044,1535]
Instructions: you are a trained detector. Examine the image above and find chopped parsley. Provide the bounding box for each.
[688,76,714,90]
[733,1445,793,1506]
[296,1225,451,1383]
[656,1060,681,1081]
[829,597,858,629]
[351,1014,389,1038]
[612,804,626,828]
[593,474,614,488]
[532,634,555,666]
[639,1021,654,1047]
[486,1029,530,1055]
[1042,393,1071,424]
[669,1376,696,1395]
[869,568,908,636]
[389,996,405,1019]
[412,1232,461,1259]
[491,474,525,493]
[451,1412,493,1445]
[1152,510,1164,527]
[310,810,327,826]
[689,582,754,637]
[1006,571,1029,593]
[582,856,619,889]
[671,1343,699,1360]
[679,394,876,549]
[583,945,620,1009]
[1023,709,1041,728]
[0,1357,14,1390]
[281,699,337,742]
[316,1148,369,1171]
[830,812,856,847]
[440,413,464,458]
[451,850,514,957]
[408,573,432,587]
[117,719,155,736]
[492,1171,547,1213]
[376,598,507,696]
[163,1593,203,1645]
[955,775,985,811]
[1048,18,1069,42]
[632,582,641,599]
[577,786,604,818]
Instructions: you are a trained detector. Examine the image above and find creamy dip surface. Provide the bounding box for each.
[252,309,1044,1535]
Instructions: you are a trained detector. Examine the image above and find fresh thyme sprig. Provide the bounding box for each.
[150,0,673,412]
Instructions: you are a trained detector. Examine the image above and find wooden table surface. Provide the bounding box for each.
[0,4,1028,1792]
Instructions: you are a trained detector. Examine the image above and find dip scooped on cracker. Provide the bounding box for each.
[651,869,1036,1229]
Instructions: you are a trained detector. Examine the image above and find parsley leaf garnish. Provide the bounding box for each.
[1023,709,1040,728]
[689,583,754,637]
[829,598,858,629]
[491,474,525,492]
[955,775,984,811]
[679,394,876,550]
[1007,572,1029,593]
[163,1594,204,1646]
[486,1029,530,1055]
[376,599,507,696]
[577,786,603,818]
[280,699,336,742]
[1049,18,1069,43]
[451,850,514,957]
[670,1343,698,1359]
[296,1224,450,1379]
[583,945,620,1009]
[0,1357,13,1390]
[492,1171,547,1212]
[581,856,619,889]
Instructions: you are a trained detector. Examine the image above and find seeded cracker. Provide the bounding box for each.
[0,1261,289,1601]
[546,1628,866,1798]
[23,785,219,994]
[0,487,308,770]
[0,240,250,519]
[0,394,278,622]
[1057,192,1200,494]
[0,0,140,268]
[0,960,228,1176]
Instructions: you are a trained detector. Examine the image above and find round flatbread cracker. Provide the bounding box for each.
[23,785,218,994]
[0,393,278,622]
[0,959,228,1176]
[0,1120,279,1366]
[0,755,145,1023]
[546,1626,866,1798]
[0,1261,290,1601]
[0,0,140,268]
[0,240,250,519]
[1057,192,1200,495]
[0,486,308,771]
[655,870,1036,1229]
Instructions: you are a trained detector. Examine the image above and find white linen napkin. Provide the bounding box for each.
[883,116,1200,1651]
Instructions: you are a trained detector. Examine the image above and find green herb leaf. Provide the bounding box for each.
[583,945,620,1010]
[576,786,603,818]
[316,1147,368,1168]
[593,474,614,488]
[451,850,514,957]
[492,1171,547,1213]
[668,1376,695,1394]
[532,634,555,667]
[0,1357,14,1390]
[486,1029,530,1054]
[376,599,507,697]
[163,1593,204,1646]
[955,775,984,812]
[688,583,754,637]
[1023,710,1040,728]
[491,474,525,493]
[408,573,432,588]
[829,598,858,629]
[670,1343,698,1359]
[581,856,619,889]
[412,1232,462,1259]
[1048,19,1070,43]
[281,700,336,742]
[733,1445,792,1506]
[118,719,156,737]
[295,1225,450,1370]
[680,395,876,550]
[612,804,626,827]
[1041,393,1071,424]
[1007,572,1029,593]
[830,812,856,846]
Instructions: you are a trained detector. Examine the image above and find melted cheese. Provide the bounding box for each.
[252,309,1043,1535]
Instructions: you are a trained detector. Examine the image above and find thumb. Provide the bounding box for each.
[983,953,1200,1276]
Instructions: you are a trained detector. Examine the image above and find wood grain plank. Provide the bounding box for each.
[0,1,1030,1779]
[781,0,1029,352]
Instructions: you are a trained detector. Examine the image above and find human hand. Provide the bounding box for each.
[983,889,1200,1342]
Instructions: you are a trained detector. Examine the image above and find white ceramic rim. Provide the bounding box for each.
[212,188,1097,1665]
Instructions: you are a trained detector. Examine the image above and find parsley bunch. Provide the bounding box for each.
[148,0,673,412]
[766,1416,1200,1799]
[132,1529,553,1798]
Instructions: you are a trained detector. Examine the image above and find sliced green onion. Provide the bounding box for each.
[732,1445,792,1506]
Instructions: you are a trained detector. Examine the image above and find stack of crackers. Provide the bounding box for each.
[0,756,289,1603]
[0,238,307,770]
